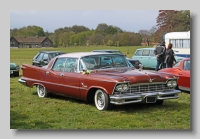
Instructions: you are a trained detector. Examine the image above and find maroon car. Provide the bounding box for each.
[18,52,181,110]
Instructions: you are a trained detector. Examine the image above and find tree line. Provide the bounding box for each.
[10,10,190,47]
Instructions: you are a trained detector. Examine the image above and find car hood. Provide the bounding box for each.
[90,68,171,84]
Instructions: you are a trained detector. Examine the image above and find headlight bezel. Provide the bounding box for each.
[166,79,177,88]
[115,83,129,92]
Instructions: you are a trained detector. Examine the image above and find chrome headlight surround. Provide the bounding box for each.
[115,83,129,92]
[167,79,177,87]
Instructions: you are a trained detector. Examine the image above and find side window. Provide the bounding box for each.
[37,53,44,61]
[173,61,180,67]
[52,58,66,71]
[149,50,155,56]
[134,50,142,56]
[64,58,78,73]
[43,53,49,61]
[142,50,150,56]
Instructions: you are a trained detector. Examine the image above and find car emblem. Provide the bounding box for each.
[149,78,155,83]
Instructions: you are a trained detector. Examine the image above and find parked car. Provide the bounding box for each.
[131,48,185,69]
[32,51,66,67]
[18,52,181,111]
[158,58,190,92]
[10,63,20,77]
[92,49,141,69]
[126,58,141,69]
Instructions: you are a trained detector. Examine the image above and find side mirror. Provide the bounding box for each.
[139,64,143,71]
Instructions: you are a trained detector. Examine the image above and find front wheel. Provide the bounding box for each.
[94,89,112,110]
[37,85,48,98]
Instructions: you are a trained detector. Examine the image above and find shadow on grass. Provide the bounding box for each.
[10,110,53,129]
[31,91,190,114]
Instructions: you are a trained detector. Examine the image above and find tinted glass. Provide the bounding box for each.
[43,53,49,60]
[37,53,44,61]
[52,58,66,71]
[183,60,190,70]
[142,50,150,56]
[134,50,142,56]
[149,50,155,56]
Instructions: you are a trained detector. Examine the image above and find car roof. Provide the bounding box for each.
[39,51,65,53]
[92,50,121,52]
[136,48,155,50]
[58,52,124,58]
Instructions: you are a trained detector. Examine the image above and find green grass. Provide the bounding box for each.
[10,46,190,129]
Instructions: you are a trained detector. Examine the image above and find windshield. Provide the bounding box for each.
[183,60,190,70]
[80,54,129,70]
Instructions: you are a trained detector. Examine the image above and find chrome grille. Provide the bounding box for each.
[120,83,173,94]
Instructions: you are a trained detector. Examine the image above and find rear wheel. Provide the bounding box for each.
[37,85,48,98]
[94,89,112,110]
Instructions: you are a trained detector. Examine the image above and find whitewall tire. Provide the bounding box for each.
[37,85,48,98]
[94,89,112,110]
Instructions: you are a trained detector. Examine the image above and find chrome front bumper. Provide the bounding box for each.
[109,90,181,105]
[18,78,27,86]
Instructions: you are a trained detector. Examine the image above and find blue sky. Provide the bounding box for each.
[10,10,159,33]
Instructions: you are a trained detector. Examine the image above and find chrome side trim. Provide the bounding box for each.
[18,78,27,86]
[179,86,190,92]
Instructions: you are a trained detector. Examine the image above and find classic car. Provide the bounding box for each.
[131,48,185,69]
[18,52,181,110]
[92,50,141,69]
[32,51,66,67]
[158,58,190,92]
[10,63,20,77]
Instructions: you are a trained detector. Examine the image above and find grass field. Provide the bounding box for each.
[10,46,190,129]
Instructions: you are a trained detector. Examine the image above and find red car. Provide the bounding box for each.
[18,52,181,110]
[158,58,190,92]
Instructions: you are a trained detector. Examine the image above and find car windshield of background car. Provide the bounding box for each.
[184,60,190,70]
[81,55,128,70]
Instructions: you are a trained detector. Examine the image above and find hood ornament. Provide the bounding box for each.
[149,78,155,83]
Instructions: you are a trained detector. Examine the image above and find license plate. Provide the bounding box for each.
[146,96,156,103]
[10,71,13,74]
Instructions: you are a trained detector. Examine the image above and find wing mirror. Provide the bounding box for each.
[139,64,143,71]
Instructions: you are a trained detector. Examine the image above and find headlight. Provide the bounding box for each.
[167,80,177,87]
[115,84,129,92]
[167,80,172,87]
[172,80,177,87]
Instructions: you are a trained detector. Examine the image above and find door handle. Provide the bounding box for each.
[60,73,64,76]
[46,71,49,75]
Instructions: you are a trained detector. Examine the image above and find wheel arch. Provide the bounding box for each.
[86,86,110,102]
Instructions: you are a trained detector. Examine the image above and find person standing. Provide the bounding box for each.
[154,41,166,71]
[164,43,176,68]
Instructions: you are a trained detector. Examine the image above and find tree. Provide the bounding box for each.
[138,30,151,46]
[154,10,190,42]
[95,23,109,36]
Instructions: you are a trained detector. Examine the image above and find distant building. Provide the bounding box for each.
[10,36,53,48]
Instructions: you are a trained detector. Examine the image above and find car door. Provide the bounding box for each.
[178,60,190,90]
[44,57,67,94]
[59,58,81,98]
[148,50,157,68]
[141,49,150,68]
